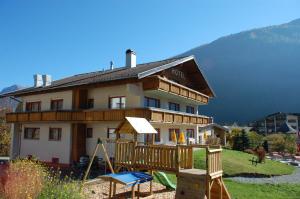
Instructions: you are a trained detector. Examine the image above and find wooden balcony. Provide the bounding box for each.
[6,108,211,125]
[143,76,209,104]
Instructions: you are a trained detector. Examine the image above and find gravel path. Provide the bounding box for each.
[228,167,300,184]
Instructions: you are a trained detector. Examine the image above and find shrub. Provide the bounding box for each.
[266,134,297,154]
[0,159,47,199]
[39,171,83,199]
[0,159,85,199]
[0,118,10,156]
[232,130,250,151]
[247,131,263,148]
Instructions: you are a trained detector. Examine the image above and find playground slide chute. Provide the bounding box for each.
[154,171,176,190]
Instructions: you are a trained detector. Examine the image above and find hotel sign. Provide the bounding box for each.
[171,69,185,80]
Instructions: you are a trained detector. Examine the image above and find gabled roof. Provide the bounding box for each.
[1,55,215,98]
[115,117,157,134]
[199,123,229,132]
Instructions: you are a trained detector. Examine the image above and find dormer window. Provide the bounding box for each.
[25,101,41,112]
[51,99,63,110]
[109,96,126,109]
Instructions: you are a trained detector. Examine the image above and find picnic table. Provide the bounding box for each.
[100,171,153,199]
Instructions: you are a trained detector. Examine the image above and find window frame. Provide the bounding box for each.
[144,97,160,108]
[109,96,126,109]
[49,128,62,141]
[186,129,195,138]
[86,128,93,138]
[87,99,94,109]
[24,128,40,140]
[168,128,180,141]
[50,99,63,111]
[186,106,195,114]
[107,128,116,139]
[154,128,161,142]
[25,101,41,112]
[168,102,180,111]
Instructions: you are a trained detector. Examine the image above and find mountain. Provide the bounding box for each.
[181,18,300,124]
[0,85,25,111]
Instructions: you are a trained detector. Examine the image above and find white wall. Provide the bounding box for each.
[20,123,71,164]
[22,90,73,111]
[88,83,144,109]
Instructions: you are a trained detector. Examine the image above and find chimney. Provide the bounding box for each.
[42,74,52,86]
[126,49,136,68]
[110,61,114,70]
[33,74,43,87]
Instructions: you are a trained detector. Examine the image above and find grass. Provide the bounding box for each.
[194,149,295,176]
[154,149,297,199]
[224,179,300,199]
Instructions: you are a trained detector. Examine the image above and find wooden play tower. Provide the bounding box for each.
[113,117,231,199]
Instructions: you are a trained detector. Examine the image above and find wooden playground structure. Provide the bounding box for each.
[85,117,231,199]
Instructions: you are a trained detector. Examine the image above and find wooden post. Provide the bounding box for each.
[206,147,210,199]
[82,139,100,183]
[149,134,155,195]
[175,145,180,173]
[109,180,112,199]
[132,185,135,199]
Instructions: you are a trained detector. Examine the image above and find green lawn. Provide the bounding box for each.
[224,179,300,199]
[155,149,297,199]
[194,149,294,176]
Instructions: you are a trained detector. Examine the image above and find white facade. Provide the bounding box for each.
[13,83,207,164]
[20,123,71,164]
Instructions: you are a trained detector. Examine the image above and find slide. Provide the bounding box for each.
[154,171,176,190]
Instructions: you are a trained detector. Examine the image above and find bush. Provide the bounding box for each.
[0,119,10,156]
[247,131,263,148]
[266,133,297,154]
[39,172,83,199]
[0,159,47,199]
[0,159,85,199]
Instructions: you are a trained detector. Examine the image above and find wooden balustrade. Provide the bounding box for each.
[6,108,211,125]
[143,76,209,104]
[115,143,193,172]
[206,147,223,178]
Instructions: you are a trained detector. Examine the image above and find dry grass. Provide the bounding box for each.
[0,159,47,199]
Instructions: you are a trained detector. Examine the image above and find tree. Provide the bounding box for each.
[284,134,297,154]
[0,118,10,156]
[266,134,285,152]
[262,140,269,153]
[247,131,263,148]
[232,130,250,151]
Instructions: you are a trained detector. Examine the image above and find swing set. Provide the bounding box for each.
[83,117,231,199]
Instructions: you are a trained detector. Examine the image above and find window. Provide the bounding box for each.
[169,102,180,111]
[49,128,62,141]
[186,129,195,138]
[144,97,160,108]
[186,106,195,114]
[87,99,94,109]
[107,128,116,139]
[25,102,41,112]
[155,128,160,142]
[109,96,126,109]
[24,128,40,139]
[168,128,180,141]
[50,99,63,110]
[86,128,93,138]
[144,134,152,143]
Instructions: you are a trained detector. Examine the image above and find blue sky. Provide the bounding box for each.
[0,0,299,89]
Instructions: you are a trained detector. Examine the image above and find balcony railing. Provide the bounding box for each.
[6,108,212,125]
[142,76,209,104]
